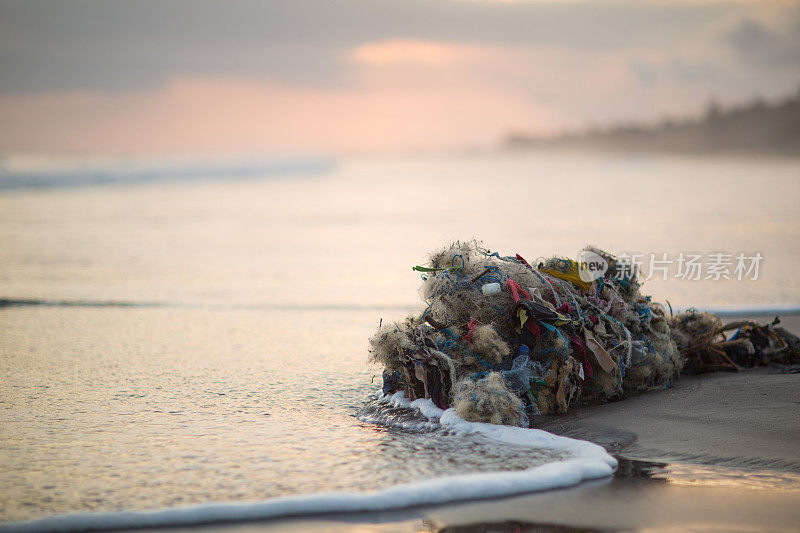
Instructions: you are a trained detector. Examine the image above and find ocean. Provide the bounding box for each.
[1,151,799,529]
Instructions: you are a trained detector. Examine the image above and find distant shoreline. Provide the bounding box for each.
[506,90,800,157]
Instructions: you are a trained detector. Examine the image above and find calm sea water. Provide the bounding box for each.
[1,151,799,523]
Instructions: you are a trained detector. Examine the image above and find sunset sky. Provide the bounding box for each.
[0,0,798,155]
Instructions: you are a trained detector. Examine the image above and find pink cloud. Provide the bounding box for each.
[0,46,566,155]
[350,39,491,66]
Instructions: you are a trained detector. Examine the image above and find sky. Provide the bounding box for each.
[0,0,798,155]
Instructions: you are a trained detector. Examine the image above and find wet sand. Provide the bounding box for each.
[157,314,800,532]
[541,367,800,471]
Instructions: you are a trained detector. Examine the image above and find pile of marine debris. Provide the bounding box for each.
[369,242,799,427]
[671,311,798,373]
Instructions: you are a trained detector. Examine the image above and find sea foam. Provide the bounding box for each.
[373,390,615,465]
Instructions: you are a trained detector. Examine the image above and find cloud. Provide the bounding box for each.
[726,15,800,66]
[629,60,659,87]
[350,40,489,66]
[0,0,741,93]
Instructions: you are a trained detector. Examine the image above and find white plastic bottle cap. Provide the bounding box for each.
[481,282,501,296]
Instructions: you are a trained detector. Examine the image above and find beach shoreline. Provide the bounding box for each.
[3,313,797,533]
[164,313,800,533]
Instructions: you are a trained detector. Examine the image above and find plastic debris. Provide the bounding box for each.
[669,311,799,373]
[481,282,502,296]
[368,241,800,427]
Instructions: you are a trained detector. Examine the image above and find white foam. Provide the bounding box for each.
[438,410,613,463]
[381,390,412,408]
[0,458,613,533]
[376,391,615,466]
[410,398,445,420]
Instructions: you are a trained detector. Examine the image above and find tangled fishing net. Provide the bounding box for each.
[369,241,799,427]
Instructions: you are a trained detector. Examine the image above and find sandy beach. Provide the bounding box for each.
[165,314,800,533]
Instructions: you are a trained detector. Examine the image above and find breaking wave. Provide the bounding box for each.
[0,156,334,190]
